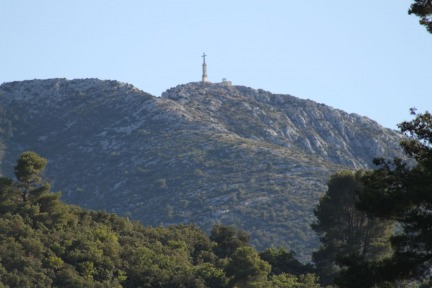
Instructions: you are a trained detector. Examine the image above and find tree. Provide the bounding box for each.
[269,273,321,288]
[354,110,432,285]
[210,225,249,259]
[409,0,432,33]
[311,170,393,285]
[0,177,20,213]
[259,247,313,276]
[14,151,47,201]
[225,246,271,288]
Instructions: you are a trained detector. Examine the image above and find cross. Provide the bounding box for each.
[202,52,207,63]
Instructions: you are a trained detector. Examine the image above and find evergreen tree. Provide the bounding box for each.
[225,246,271,288]
[311,170,393,285]
[210,225,249,258]
[14,151,47,201]
[409,0,432,33]
[260,247,313,276]
[353,110,432,285]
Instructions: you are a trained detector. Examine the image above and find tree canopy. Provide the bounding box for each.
[339,110,432,287]
[0,152,322,288]
[14,151,47,201]
[409,0,432,33]
[311,170,393,285]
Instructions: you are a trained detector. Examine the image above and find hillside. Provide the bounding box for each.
[0,79,404,259]
[0,163,317,287]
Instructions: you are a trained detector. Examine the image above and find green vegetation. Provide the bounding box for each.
[0,152,320,287]
[311,171,393,285]
[14,151,47,202]
[6,108,428,287]
[340,110,432,287]
[409,0,432,33]
[308,110,432,287]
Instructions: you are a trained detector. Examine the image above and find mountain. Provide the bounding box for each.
[0,79,404,259]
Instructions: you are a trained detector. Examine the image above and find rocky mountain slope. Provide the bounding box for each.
[0,79,404,259]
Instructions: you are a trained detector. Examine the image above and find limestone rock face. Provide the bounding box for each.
[162,82,402,169]
[0,79,404,260]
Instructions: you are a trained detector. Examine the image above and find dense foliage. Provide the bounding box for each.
[317,110,432,287]
[311,171,393,285]
[0,152,320,287]
[409,0,432,33]
[353,110,432,286]
[3,116,430,287]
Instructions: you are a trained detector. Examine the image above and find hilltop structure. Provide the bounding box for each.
[202,52,208,82]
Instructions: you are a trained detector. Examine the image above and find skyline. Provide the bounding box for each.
[1,1,431,129]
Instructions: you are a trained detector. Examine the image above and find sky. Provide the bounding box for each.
[1,1,431,129]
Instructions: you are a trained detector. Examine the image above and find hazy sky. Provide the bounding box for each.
[1,1,431,129]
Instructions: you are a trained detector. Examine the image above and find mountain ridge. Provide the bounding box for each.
[0,78,404,259]
[162,81,401,168]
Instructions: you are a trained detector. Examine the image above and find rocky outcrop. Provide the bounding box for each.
[162,82,402,169]
[0,79,404,260]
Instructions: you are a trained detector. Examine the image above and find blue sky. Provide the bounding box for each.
[1,1,431,129]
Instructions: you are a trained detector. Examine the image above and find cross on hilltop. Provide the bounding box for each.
[202,53,208,82]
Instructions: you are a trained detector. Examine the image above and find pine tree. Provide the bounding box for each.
[311,170,393,285]
[14,151,47,201]
[354,110,432,285]
[409,0,432,33]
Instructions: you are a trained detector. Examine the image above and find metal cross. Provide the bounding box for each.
[202,52,207,63]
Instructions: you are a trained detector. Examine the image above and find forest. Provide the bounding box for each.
[0,113,430,288]
[0,151,318,287]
